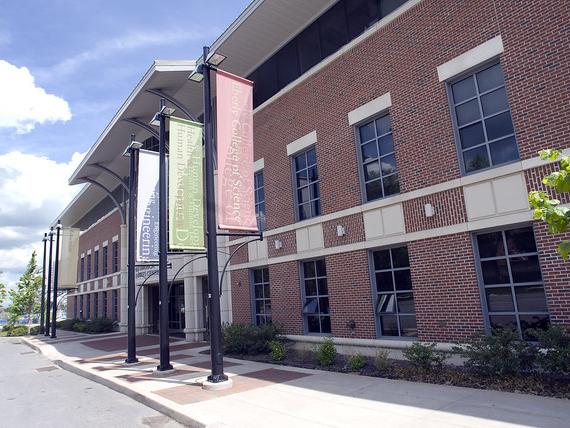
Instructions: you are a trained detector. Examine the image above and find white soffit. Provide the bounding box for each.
[437,35,504,82]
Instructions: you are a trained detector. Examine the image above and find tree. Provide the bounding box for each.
[528,149,570,259]
[7,252,42,332]
[0,279,6,307]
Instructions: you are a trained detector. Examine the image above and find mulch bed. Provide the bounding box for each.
[215,349,570,399]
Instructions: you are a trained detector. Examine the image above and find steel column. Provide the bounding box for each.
[51,223,61,338]
[44,228,54,336]
[39,233,48,334]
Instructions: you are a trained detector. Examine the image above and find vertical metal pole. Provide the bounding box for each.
[44,228,54,336]
[39,234,48,334]
[51,222,61,338]
[157,99,173,371]
[203,46,227,383]
[126,136,139,364]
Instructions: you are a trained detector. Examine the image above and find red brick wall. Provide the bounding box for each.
[534,222,570,326]
[267,231,297,258]
[228,243,249,266]
[409,233,485,342]
[403,187,467,233]
[269,261,303,335]
[230,269,252,324]
[326,251,376,339]
[525,164,570,205]
[323,213,365,248]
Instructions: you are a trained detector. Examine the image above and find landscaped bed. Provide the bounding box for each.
[218,323,570,399]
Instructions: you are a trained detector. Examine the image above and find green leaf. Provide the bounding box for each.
[539,149,560,161]
[559,240,570,260]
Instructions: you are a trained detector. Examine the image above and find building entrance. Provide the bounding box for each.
[148,282,185,336]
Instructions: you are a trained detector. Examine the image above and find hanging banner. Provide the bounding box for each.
[215,69,258,231]
[136,150,160,262]
[169,117,205,250]
[58,227,80,289]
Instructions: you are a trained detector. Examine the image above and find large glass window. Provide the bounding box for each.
[86,294,91,320]
[372,246,416,337]
[358,114,399,201]
[80,257,85,282]
[79,295,84,320]
[74,296,78,319]
[475,227,549,339]
[254,171,266,231]
[94,250,99,278]
[94,292,99,319]
[86,254,92,280]
[112,241,119,273]
[103,291,108,319]
[252,268,272,325]
[302,259,330,334]
[294,147,320,220]
[449,62,519,173]
[112,289,119,321]
[102,245,108,276]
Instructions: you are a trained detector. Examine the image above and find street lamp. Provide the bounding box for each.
[51,221,62,338]
[44,228,54,336]
[188,46,229,385]
[123,136,143,364]
[39,233,48,334]
[150,98,175,372]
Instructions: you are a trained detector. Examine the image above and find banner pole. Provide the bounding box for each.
[157,99,173,371]
[126,136,140,364]
[51,221,61,338]
[45,228,54,336]
[39,233,48,334]
[203,46,228,384]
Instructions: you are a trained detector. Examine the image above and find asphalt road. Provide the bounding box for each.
[0,338,183,428]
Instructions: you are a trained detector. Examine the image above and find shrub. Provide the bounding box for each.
[374,349,390,372]
[85,318,114,334]
[29,325,41,335]
[315,338,337,366]
[72,322,87,333]
[223,323,283,355]
[346,352,366,371]
[532,326,570,375]
[6,325,29,336]
[454,329,536,377]
[58,319,80,331]
[268,339,286,361]
[2,324,14,333]
[403,342,447,371]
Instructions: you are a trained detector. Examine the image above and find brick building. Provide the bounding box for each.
[58,0,569,349]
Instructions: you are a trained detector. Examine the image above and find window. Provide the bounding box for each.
[86,254,92,280]
[301,259,330,334]
[112,289,119,321]
[80,257,85,282]
[347,0,380,39]
[94,250,99,278]
[103,291,108,319]
[254,172,266,231]
[112,241,119,273]
[74,296,78,319]
[79,295,84,320]
[102,245,108,276]
[372,246,416,337]
[318,1,348,58]
[449,62,518,173]
[294,147,320,220]
[474,226,549,340]
[94,292,99,319]
[252,268,271,325]
[358,114,399,201]
[86,294,91,320]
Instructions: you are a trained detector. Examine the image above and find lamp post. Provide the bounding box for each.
[44,228,54,336]
[51,221,62,338]
[189,46,228,384]
[39,233,48,334]
[123,136,142,364]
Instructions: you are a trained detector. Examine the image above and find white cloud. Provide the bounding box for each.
[0,60,72,134]
[0,151,84,290]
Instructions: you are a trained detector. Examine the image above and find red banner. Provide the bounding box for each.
[215,69,258,231]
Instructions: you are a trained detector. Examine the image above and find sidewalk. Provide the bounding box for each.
[23,331,570,428]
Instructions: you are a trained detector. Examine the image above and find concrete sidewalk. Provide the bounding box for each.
[22,331,570,428]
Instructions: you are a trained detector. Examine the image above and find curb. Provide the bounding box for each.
[20,338,205,428]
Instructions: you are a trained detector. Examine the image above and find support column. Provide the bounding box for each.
[119,225,128,333]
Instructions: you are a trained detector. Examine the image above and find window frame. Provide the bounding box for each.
[112,289,119,321]
[446,60,519,176]
[299,258,331,335]
[86,253,92,280]
[291,146,321,222]
[250,267,272,326]
[354,111,400,203]
[80,257,85,282]
[102,245,108,276]
[94,250,99,278]
[368,245,417,339]
[472,223,549,340]
[254,171,266,231]
[112,241,119,273]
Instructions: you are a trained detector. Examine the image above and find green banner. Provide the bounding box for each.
[168,117,205,250]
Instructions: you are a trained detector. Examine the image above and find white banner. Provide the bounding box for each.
[57,227,79,289]
[136,150,160,262]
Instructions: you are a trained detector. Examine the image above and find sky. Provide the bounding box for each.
[0,0,251,292]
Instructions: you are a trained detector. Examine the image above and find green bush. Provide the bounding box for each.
[29,325,41,335]
[85,318,114,334]
[532,326,570,375]
[346,352,366,371]
[58,318,80,331]
[315,338,337,366]
[6,325,30,336]
[268,339,286,361]
[374,349,390,372]
[72,322,87,333]
[454,329,536,377]
[2,324,14,333]
[223,323,283,355]
[404,342,447,371]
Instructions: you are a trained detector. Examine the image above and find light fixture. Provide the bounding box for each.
[149,112,161,127]
[188,64,205,83]
[424,203,435,218]
[122,141,143,157]
[207,52,227,66]
[149,106,176,127]
[336,225,346,237]
[274,239,283,250]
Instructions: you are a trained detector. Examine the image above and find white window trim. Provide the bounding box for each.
[437,35,504,82]
[112,235,119,242]
[348,92,392,126]
[253,158,264,173]
[286,131,317,156]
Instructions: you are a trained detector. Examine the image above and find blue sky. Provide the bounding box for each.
[0,0,251,290]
